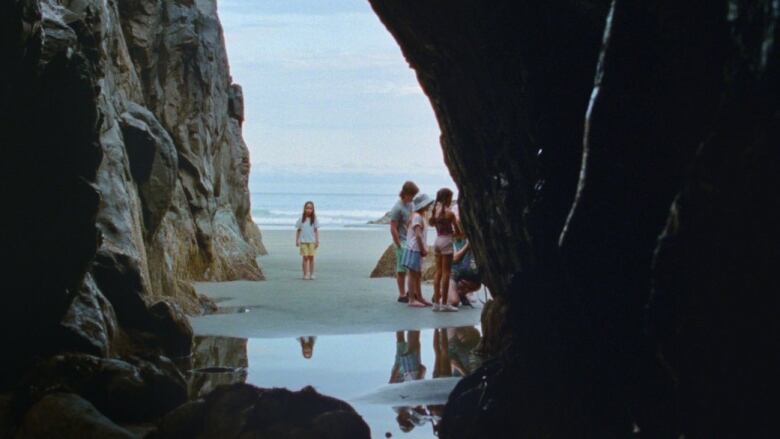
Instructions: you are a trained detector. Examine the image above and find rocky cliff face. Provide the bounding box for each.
[370,0,780,437]
[3,0,264,331]
[0,0,370,436]
[1,0,263,411]
[4,0,778,436]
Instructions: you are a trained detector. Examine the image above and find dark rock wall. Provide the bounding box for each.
[370,0,779,437]
[1,0,263,391]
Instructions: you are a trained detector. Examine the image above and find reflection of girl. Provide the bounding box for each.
[432,328,452,378]
[390,331,426,383]
[297,336,316,359]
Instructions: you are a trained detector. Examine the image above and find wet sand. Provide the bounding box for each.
[189,228,484,438]
[190,229,483,339]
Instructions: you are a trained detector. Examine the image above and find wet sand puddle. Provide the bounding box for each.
[188,327,484,438]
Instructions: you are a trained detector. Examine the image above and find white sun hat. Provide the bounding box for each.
[412,193,434,212]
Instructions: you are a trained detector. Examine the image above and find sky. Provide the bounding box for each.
[217,0,451,179]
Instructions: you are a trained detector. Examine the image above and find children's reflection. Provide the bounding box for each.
[390,331,426,383]
[394,405,444,434]
[391,327,483,434]
[446,326,481,377]
[297,336,316,359]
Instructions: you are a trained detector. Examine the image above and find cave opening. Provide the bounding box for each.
[185,1,483,437]
[2,0,779,438]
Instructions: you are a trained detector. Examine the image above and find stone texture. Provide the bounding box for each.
[21,353,187,423]
[370,0,780,437]
[58,273,120,358]
[1,0,104,387]
[147,300,194,359]
[4,0,779,436]
[187,335,249,398]
[370,244,397,278]
[15,393,135,439]
[370,244,435,281]
[1,0,263,389]
[155,384,370,439]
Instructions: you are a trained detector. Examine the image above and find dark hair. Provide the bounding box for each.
[399,181,419,198]
[429,188,453,226]
[301,201,316,225]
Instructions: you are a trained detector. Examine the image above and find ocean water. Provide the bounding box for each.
[251,192,395,229]
[249,171,456,230]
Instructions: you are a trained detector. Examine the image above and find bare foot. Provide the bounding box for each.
[408,301,426,308]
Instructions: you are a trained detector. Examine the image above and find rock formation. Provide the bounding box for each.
[0,0,320,436]
[369,0,780,437]
[3,0,778,436]
[370,243,435,281]
[2,0,265,366]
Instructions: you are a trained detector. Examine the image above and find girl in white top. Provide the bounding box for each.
[401,194,434,307]
[295,201,319,280]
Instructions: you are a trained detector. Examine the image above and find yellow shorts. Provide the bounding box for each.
[299,242,317,257]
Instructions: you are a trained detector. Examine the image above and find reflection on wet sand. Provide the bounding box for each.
[187,335,248,398]
[189,327,484,437]
[391,331,426,383]
[389,327,484,435]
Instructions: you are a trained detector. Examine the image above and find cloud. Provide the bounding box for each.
[218,0,448,178]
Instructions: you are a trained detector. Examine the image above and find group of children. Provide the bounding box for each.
[294,181,479,310]
[390,181,477,311]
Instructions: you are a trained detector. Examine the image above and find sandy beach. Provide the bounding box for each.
[191,228,482,339]
[190,228,484,438]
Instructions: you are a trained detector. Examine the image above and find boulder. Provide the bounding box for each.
[21,354,187,423]
[369,244,396,278]
[58,273,119,357]
[156,384,370,438]
[147,300,193,358]
[367,211,391,224]
[370,244,435,281]
[15,393,134,439]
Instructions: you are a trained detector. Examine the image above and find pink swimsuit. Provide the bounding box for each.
[433,211,454,255]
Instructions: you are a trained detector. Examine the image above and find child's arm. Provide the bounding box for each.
[415,223,427,256]
[449,211,462,236]
[390,220,401,247]
[453,241,470,263]
[295,229,301,247]
[315,227,320,248]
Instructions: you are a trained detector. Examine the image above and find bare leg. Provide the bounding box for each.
[396,272,407,298]
[433,254,443,305]
[408,271,425,306]
[301,256,307,278]
[417,271,432,306]
[448,278,461,305]
[441,254,454,305]
[309,256,315,278]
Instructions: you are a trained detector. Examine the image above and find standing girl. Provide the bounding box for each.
[295,201,319,280]
[429,188,460,312]
[401,193,434,307]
